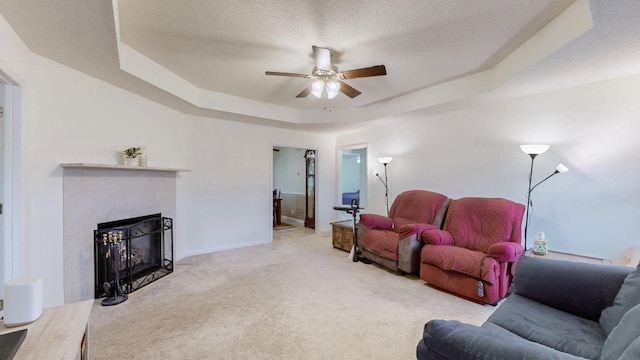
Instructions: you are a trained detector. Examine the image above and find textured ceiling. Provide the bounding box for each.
[116,0,572,109]
[0,0,639,134]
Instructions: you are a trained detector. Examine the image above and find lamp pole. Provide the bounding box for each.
[524,154,537,250]
[383,162,389,216]
[524,158,569,250]
[375,156,392,217]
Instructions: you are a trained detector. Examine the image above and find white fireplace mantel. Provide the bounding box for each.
[60,163,191,172]
[61,163,180,304]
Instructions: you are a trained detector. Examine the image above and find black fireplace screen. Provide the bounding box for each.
[94,214,173,298]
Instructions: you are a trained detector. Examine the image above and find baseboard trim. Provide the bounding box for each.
[177,239,272,260]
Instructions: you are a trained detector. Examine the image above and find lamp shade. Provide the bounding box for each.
[377,157,392,164]
[326,81,340,99]
[556,163,569,173]
[520,144,549,155]
[311,80,323,98]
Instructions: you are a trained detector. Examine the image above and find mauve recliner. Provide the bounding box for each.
[420,197,525,305]
[357,190,450,273]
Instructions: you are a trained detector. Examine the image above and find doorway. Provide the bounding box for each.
[0,70,21,298]
[339,145,368,208]
[272,146,316,230]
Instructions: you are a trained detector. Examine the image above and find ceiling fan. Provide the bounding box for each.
[265,46,386,99]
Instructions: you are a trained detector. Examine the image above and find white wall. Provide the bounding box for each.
[0,82,5,299]
[273,147,306,194]
[341,154,360,193]
[338,75,640,263]
[0,14,336,307]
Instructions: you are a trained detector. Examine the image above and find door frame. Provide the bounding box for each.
[0,69,23,296]
[337,143,368,208]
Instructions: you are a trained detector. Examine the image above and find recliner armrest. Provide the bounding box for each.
[398,223,437,240]
[513,256,632,321]
[487,242,524,262]
[358,214,393,230]
[421,229,454,246]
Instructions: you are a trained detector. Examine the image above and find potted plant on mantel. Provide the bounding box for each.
[122,147,143,166]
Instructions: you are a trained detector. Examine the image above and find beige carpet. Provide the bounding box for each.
[89,229,496,359]
[273,222,294,230]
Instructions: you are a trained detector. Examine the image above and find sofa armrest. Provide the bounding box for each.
[513,256,632,321]
[398,223,437,240]
[358,214,393,230]
[419,320,584,360]
[487,242,524,262]
[421,229,454,246]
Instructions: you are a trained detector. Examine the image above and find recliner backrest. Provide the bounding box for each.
[389,190,449,229]
[443,197,524,252]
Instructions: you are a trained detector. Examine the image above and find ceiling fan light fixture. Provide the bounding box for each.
[311,80,324,98]
[326,81,340,99]
[266,45,387,100]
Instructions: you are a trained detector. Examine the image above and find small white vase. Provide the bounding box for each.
[125,158,138,166]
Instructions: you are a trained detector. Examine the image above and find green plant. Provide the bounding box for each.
[123,147,143,159]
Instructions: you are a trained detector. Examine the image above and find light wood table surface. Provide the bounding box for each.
[1,299,94,360]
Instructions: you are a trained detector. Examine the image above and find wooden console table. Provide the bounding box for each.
[331,220,354,252]
[332,201,363,262]
[0,299,93,359]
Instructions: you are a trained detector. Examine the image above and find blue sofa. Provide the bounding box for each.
[417,256,640,359]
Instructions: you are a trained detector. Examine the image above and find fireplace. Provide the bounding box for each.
[93,213,173,298]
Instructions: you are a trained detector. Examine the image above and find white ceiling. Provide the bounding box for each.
[1,0,639,134]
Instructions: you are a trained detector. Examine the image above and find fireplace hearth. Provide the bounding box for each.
[94,214,173,299]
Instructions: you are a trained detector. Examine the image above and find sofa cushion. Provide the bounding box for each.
[600,262,640,334]
[389,190,448,228]
[420,320,587,360]
[442,197,524,253]
[601,303,640,360]
[487,294,606,359]
[513,256,630,322]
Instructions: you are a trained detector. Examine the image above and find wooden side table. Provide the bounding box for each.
[331,220,354,252]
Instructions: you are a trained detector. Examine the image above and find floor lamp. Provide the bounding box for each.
[374,156,392,216]
[520,145,569,250]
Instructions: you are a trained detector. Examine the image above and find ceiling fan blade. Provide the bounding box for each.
[296,85,312,98]
[312,45,331,71]
[265,71,309,78]
[339,81,362,98]
[341,65,387,79]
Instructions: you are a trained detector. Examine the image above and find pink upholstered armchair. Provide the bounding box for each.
[420,197,525,305]
[357,190,450,273]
